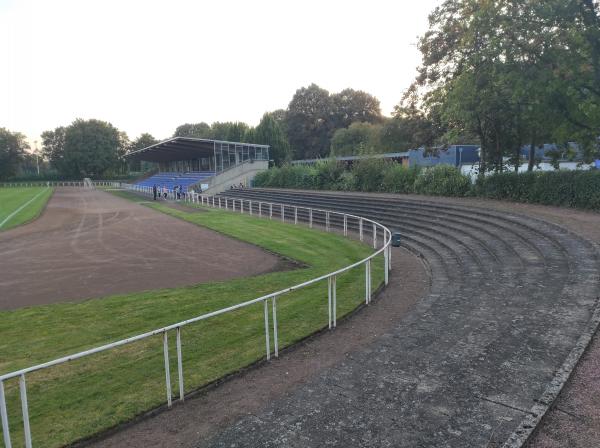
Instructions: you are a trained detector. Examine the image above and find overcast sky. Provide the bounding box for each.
[1,0,441,147]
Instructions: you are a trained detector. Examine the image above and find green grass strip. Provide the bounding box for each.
[0,190,383,447]
[0,187,53,231]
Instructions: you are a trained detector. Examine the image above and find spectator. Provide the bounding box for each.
[152,184,157,201]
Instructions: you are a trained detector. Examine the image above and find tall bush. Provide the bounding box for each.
[381,164,421,193]
[314,159,345,190]
[351,159,389,192]
[413,165,471,197]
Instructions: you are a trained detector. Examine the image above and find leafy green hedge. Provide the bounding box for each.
[475,170,600,209]
[254,160,600,210]
[254,160,469,197]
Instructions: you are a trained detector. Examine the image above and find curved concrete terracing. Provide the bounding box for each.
[198,189,600,447]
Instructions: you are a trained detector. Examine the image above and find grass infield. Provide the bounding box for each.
[0,190,384,447]
[0,187,53,231]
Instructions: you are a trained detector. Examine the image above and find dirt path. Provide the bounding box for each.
[0,188,284,310]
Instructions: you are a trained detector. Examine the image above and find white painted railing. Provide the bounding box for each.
[0,183,392,448]
[0,181,121,188]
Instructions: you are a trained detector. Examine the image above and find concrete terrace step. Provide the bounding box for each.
[202,189,600,447]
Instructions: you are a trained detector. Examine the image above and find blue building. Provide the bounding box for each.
[408,145,480,167]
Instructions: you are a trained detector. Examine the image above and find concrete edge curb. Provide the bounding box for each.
[502,296,600,448]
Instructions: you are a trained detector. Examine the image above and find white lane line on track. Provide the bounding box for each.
[0,187,49,229]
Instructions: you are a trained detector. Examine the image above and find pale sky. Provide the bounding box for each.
[1,0,441,147]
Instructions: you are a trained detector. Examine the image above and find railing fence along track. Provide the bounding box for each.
[0,184,392,448]
[0,181,121,188]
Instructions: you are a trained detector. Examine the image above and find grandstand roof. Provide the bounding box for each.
[126,137,270,162]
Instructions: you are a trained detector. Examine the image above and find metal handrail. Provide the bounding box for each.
[0,181,121,188]
[0,184,392,448]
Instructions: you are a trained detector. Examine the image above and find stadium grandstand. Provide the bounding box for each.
[127,137,270,193]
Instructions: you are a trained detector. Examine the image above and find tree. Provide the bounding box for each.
[407,0,555,173]
[254,112,291,165]
[173,123,211,138]
[225,122,250,142]
[127,133,159,172]
[331,88,382,129]
[0,128,29,180]
[285,83,335,159]
[330,122,382,156]
[208,122,250,141]
[41,127,66,173]
[541,0,600,162]
[270,109,287,124]
[407,0,600,174]
[43,119,125,177]
[129,133,158,152]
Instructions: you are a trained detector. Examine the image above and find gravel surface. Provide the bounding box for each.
[0,188,286,309]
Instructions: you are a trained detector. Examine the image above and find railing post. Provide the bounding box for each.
[373,223,377,249]
[343,214,347,236]
[365,260,371,304]
[384,241,389,286]
[0,380,11,448]
[359,218,363,241]
[219,197,222,208]
[259,202,262,217]
[249,201,252,215]
[294,207,298,225]
[269,203,273,220]
[333,275,337,328]
[233,200,235,212]
[176,327,184,402]
[163,332,172,408]
[272,296,279,358]
[212,196,215,207]
[309,208,313,228]
[326,212,330,232]
[328,276,332,329]
[20,375,32,448]
[264,300,271,361]
[281,204,285,222]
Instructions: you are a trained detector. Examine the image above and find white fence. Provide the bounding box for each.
[0,181,121,188]
[0,184,392,448]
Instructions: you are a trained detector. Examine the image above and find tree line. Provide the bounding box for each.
[1,84,434,180]
[1,0,598,180]
[404,0,600,173]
